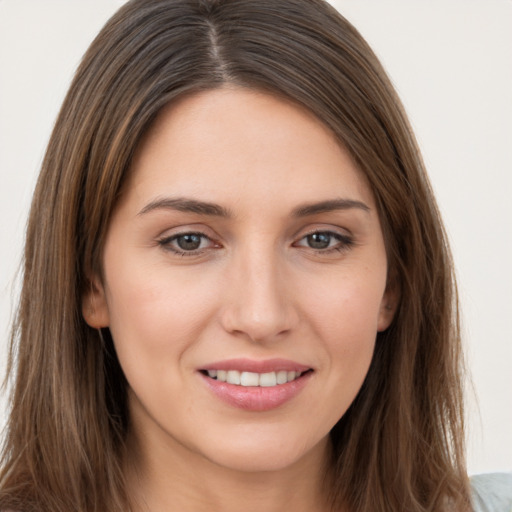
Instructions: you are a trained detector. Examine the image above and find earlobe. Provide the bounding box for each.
[377,302,395,332]
[82,276,110,328]
[377,284,399,332]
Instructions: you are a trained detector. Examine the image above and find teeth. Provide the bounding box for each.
[206,369,305,387]
[226,370,241,385]
[259,372,277,387]
[276,370,288,385]
[240,371,259,386]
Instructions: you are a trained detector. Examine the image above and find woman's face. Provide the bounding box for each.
[84,87,395,473]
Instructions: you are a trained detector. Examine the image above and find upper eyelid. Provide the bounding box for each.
[156,224,218,240]
[160,230,211,239]
[293,224,353,240]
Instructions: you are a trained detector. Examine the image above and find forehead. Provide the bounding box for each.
[123,87,376,214]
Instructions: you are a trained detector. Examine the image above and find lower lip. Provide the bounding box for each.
[200,372,312,412]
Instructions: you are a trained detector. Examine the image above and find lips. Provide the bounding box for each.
[199,358,313,411]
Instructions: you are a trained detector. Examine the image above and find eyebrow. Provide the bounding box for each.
[138,197,231,217]
[137,196,370,218]
[292,198,370,217]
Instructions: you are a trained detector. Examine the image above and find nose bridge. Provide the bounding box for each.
[222,237,296,342]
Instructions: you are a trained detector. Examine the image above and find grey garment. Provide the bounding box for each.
[471,473,512,512]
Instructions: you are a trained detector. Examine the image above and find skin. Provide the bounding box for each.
[83,87,396,512]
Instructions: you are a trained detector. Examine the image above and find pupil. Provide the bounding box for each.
[308,232,330,249]
[177,234,201,250]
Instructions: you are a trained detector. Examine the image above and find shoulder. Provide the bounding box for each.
[471,472,512,512]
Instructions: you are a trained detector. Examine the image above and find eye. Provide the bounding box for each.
[158,232,218,255]
[294,230,353,253]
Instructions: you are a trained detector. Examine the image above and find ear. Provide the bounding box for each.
[82,275,110,328]
[377,281,399,332]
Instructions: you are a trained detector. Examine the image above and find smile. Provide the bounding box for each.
[204,369,304,387]
[199,359,313,411]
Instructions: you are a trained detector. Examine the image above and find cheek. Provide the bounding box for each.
[299,267,385,390]
[103,256,222,373]
[302,264,386,338]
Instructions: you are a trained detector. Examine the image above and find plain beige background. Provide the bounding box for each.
[1,0,511,474]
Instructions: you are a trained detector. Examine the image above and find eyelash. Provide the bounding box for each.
[293,230,354,254]
[157,230,354,257]
[157,232,217,256]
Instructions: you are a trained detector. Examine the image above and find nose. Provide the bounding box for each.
[220,246,299,344]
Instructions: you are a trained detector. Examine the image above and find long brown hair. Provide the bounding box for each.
[0,0,470,510]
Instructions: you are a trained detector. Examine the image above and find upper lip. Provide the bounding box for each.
[200,358,312,373]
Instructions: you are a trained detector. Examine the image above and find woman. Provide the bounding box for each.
[0,0,509,510]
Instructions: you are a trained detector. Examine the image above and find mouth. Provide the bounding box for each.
[200,368,311,387]
[198,359,314,411]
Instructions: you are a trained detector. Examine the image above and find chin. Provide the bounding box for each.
[197,431,329,473]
